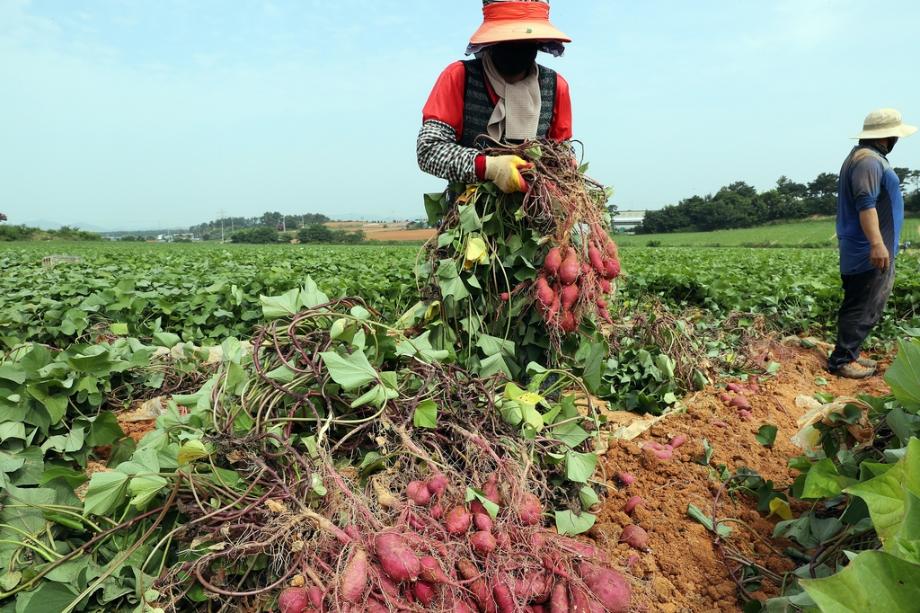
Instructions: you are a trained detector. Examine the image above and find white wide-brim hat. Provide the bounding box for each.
[854,108,917,139]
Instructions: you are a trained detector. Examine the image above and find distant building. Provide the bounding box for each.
[155,233,198,242]
[612,210,646,233]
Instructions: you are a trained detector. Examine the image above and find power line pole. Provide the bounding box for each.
[218,209,226,242]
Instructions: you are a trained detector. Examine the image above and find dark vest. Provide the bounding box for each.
[460,59,557,149]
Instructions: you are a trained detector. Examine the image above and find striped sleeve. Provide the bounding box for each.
[417,120,480,184]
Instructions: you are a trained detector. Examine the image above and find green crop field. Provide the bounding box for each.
[3,239,920,612]
[3,241,920,349]
[614,216,920,248]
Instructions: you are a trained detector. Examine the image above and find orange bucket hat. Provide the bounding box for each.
[469,0,571,47]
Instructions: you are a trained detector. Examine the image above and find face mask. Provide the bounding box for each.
[489,43,539,77]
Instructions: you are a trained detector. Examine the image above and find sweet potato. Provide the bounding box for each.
[727,382,745,394]
[406,480,431,506]
[471,578,497,613]
[588,246,605,275]
[483,475,500,504]
[560,310,578,333]
[536,277,555,309]
[739,409,753,421]
[559,254,580,286]
[544,247,562,276]
[341,549,369,603]
[495,531,511,550]
[549,582,569,612]
[474,513,493,532]
[547,296,562,323]
[557,537,596,559]
[413,581,436,606]
[471,530,497,556]
[514,572,550,602]
[278,587,310,613]
[445,506,472,534]
[493,580,516,613]
[365,598,388,613]
[543,555,571,579]
[624,495,643,515]
[730,395,752,411]
[642,441,674,462]
[561,284,579,310]
[455,600,478,613]
[619,525,649,551]
[643,442,673,462]
[377,572,400,599]
[457,559,480,580]
[569,584,597,612]
[596,307,612,324]
[599,278,612,294]
[375,533,420,582]
[578,562,631,613]
[616,472,636,486]
[603,259,621,279]
[431,503,443,520]
[426,473,449,497]
[408,514,426,531]
[306,586,324,610]
[669,434,688,449]
[419,556,453,585]
[604,238,619,259]
[517,492,543,526]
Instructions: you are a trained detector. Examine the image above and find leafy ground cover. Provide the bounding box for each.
[4,242,920,350]
[2,236,919,612]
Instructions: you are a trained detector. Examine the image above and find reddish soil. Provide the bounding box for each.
[119,418,158,442]
[593,340,890,612]
[365,228,436,242]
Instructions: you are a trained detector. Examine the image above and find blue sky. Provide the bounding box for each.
[1,0,918,230]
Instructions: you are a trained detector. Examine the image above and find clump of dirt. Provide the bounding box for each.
[119,418,158,442]
[592,339,890,612]
[75,460,110,501]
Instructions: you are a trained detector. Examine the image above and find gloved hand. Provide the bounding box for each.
[484,155,533,193]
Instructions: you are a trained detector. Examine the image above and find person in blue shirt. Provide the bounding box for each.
[829,109,916,378]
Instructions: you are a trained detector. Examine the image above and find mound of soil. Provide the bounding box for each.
[593,340,890,612]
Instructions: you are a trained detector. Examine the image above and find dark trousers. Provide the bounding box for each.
[828,265,895,371]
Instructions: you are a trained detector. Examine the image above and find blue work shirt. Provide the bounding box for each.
[836,145,904,275]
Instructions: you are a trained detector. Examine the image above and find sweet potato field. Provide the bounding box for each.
[2,224,920,612]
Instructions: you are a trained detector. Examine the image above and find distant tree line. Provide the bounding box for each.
[637,168,920,234]
[190,211,331,240]
[229,224,366,245]
[0,224,101,242]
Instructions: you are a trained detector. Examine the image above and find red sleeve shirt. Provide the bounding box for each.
[549,74,573,141]
[422,61,573,143]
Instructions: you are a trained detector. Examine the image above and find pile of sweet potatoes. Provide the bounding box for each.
[276,472,630,612]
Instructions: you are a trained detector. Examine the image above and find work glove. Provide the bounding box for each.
[484,155,533,193]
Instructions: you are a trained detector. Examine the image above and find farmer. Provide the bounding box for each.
[417,0,572,193]
[829,109,916,378]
